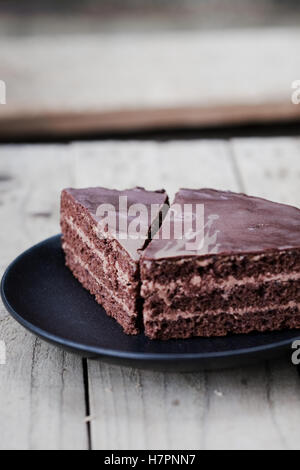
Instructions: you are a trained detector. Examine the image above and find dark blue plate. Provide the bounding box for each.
[1,235,299,371]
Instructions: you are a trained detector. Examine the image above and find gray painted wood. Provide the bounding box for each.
[0,138,299,449]
[0,146,87,450]
[72,139,300,450]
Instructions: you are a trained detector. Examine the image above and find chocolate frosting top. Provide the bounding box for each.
[65,186,168,261]
[142,188,300,260]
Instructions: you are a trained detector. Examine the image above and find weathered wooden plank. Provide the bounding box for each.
[87,363,207,450]
[0,145,72,264]
[80,139,300,450]
[230,137,300,207]
[198,138,300,450]
[73,140,239,200]
[203,359,300,450]
[0,28,299,137]
[0,146,88,450]
[219,137,300,450]
[75,140,239,449]
[1,139,299,450]
[150,137,300,451]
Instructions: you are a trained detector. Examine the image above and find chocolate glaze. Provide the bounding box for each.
[143,189,300,260]
[65,187,168,261]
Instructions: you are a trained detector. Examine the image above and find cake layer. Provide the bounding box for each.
[141,249,300,286]
[143,277,300,314]
[63,237,138,310]
[142,270,300,298]
[64,245,139,334]
[141,188,300,339]
[62,186,168,261]
[61,188,140,279]
[144,302,300,340]
[61,186,168,335]
[61,217,139,304]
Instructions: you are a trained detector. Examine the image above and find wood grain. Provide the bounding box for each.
[225,137,300,450]
[72,140,239,199]
[76,139,300,450]
[74,140,238,449]
[0,138,300,449]
[1,28,300,137]
[231,137,300,207]
[0,146,87,450]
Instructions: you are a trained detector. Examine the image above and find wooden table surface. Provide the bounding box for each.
[0,137,300,450]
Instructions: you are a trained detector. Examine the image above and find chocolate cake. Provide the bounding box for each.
[141,189,300,339]
[60,187,168,334]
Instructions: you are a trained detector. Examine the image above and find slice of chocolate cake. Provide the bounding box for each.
[141,189,300,340]
[61,187,168,334]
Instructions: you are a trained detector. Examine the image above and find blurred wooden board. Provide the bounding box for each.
[1,1,300,36]
[0,28,299,138]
